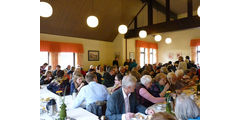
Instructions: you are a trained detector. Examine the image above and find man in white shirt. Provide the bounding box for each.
[72,73,110,109]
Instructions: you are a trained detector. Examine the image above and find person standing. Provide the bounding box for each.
[124,59,130,66]
[113,57,119,67]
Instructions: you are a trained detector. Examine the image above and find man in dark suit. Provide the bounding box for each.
[105,75,155,120]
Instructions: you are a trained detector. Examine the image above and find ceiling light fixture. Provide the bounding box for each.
[87,16,99,28]
[197,6,200,17]
[118,25,128,34]
[118,0,128,34]
[165,37,172,44]
[40,2,53,18]
[154,35,162,42]
[87,0,98,28]
[139,30,147,38]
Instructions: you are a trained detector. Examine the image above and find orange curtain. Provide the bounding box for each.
[191,47,197,63]
[190,39,200,47]
[40,40,84,53]
[76,52,83,67]
[135,47,140,65]
[135,40,158,65]
[190,39,200,62]
[50,52,58,69]
[136,40,158,49]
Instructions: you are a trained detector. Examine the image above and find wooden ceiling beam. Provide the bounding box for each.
[166,0,170,22]
[187,0,193,17]
[140,0,177,20]
[148,0,153,25]
[124,16,200,39]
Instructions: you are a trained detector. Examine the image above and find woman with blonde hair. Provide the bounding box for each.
[70,74,85,95]
[149,73,170,97]
[160,67,169,74]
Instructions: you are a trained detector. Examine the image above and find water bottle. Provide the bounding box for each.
[72,89,77,100]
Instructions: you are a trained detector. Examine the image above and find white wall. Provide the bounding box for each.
[158,28,200,63]
[40,33,114,70]
[112,34,126,66]
[125,28,200,64]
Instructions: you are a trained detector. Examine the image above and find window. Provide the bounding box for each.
[197,46,200,64]
[149,48,157,65]
[40,52,49,66]
[153,49,157,64]
[140,47,145,67]
[58,52,75,69]
[140,47,157,67]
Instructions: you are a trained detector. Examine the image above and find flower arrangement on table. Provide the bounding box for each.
[56,86,67,120]
[165,91,175,116]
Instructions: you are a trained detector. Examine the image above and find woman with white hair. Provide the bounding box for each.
[135,75,165,107]
[175,95,200,120]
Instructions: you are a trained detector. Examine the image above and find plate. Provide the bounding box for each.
[131,113,148,120]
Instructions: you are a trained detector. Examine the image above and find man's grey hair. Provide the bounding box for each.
[175,95,200,120]
[122,75,137,88]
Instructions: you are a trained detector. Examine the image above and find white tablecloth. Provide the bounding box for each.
[40,85,98,120]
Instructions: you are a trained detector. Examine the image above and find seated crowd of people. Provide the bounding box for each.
[40,56,200,120]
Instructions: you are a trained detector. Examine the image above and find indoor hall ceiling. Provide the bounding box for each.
[156,0,200,15]
[40,0,144,42]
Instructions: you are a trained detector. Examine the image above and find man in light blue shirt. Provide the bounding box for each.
[72,72,110,109]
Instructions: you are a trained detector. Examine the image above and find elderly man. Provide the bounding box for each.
[105,75,155,120]
[72,73,109,109]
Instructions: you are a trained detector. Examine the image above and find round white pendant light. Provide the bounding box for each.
[165,38,172,44]
[154,35,162,42]
[197,6,200,17]
[139,30,147,38]
[118,24,128,34]
[87,16,99,28]
[40,2,53,18]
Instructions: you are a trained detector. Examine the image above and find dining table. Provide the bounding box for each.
[147,85,200,114]
[40,85,99,120]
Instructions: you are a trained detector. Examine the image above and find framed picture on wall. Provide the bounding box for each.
[129,52,135,59]
[88,50,99,61]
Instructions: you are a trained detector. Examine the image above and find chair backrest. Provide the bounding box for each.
[86,101,107,118]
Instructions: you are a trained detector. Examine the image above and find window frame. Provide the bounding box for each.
[58,52,75,69]
[197,46,200,64]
